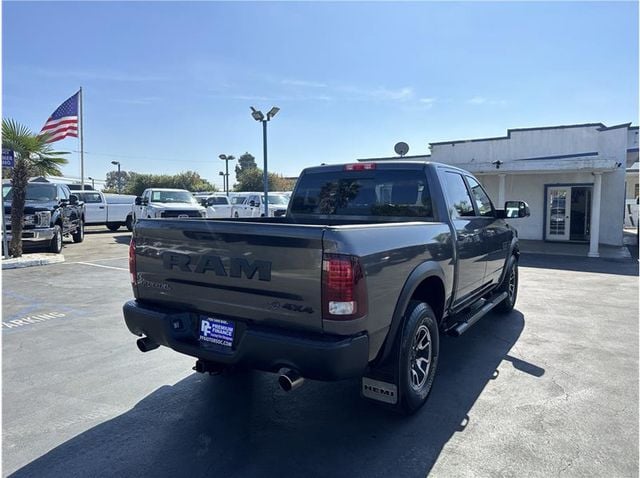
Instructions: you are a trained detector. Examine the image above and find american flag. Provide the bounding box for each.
[39,91,80,143]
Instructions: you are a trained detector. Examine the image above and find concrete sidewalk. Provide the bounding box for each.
[519,239,632,260]
[1,253,65,270]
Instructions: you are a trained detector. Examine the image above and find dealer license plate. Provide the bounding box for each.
[199,317,235,348]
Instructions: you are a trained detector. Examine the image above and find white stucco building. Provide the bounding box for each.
[362,122,638,257]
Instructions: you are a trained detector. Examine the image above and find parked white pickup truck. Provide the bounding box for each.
[132,188,206,224]
[201,195,234,218]
[231,193,289,218]
[73,191,136,231]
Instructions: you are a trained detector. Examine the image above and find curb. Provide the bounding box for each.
[2,254,66,270]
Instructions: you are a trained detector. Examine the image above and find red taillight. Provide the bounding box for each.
[344,163,376,171]
[129,238,137,286]
[322,253,368,321]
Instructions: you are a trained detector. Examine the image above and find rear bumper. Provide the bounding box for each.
[123,300,369,381]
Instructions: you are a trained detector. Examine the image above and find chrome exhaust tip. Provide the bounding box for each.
[278,369,305,392]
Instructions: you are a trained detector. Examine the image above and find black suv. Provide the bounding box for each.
[3,181,85,253]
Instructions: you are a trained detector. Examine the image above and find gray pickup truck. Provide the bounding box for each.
[123,161,530,414]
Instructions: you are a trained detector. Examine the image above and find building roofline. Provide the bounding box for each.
[429,122,635,147]
[357,154,430,162]
[596,122,632,131]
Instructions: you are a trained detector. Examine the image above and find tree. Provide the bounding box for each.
[108,170,218,196]
[2,119,68,257]
[234,152,257,175]
[234,167,295,192]
[104,170,132,192]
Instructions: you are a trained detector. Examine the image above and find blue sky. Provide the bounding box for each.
[3,1,638,189]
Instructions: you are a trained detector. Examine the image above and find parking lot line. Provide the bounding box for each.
[75,262,128,271]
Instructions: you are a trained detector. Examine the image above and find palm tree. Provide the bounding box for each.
[2,119,68,257]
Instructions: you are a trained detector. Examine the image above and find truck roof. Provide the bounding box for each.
[300,160,471,175]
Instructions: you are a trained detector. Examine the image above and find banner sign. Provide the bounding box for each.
[2,149,14,168]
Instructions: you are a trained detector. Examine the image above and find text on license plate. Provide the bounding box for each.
[199,317,235,347]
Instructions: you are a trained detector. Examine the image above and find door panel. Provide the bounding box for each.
[547,187,571,241]
[440,171,487,304]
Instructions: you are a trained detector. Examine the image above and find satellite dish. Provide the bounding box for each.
[394,142,409,157]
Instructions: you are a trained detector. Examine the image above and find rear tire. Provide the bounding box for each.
[125,215,133,232]
[398,301,439,415]
[49,225,63,253]
[106,223,120,232]
[495,256,518,313]
[72,218,84,243]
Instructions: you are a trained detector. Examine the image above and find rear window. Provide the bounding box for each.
[207,197,229,205]
[290,169,433,217]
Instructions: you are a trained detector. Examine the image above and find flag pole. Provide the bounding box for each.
[79,87,84,191]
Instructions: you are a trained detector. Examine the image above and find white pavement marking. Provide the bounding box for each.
[75,262,128,271]
[2,312,66,329]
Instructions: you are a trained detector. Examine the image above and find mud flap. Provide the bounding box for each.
[360,352,403,410]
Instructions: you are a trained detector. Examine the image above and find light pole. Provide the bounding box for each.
[250,106,279,216]
[111,161,121,194]
[218,154,236,196]
[88,176,95,189]
[218,171,226,194]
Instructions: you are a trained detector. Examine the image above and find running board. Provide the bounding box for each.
[448,292,508,337]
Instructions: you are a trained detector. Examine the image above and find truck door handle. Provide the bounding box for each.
[99,206,105,209]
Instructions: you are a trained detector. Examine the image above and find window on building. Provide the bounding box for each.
[442,172,475,218]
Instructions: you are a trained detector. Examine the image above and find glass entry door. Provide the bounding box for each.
[547,187,571,241]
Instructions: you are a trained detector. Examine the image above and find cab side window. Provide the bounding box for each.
[466,176,494,217]
[442,172,475,218]
[84,193,102,203]
[57,186,69,200]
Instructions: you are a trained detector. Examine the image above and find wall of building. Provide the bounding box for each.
[476,170,623,245]
[428,124,631,246]
[430,124,605,164]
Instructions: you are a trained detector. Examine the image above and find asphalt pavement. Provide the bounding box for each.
[2,227,638,477]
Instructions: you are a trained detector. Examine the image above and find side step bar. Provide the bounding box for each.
[448,292,508,337]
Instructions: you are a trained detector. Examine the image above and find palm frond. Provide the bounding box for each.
[2,118,69,176]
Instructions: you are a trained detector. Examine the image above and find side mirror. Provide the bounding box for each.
[59,198,69,206]
[504,200,530,218]
[249,200,256,207]
[135,197,143,206]
[201,199,208,207]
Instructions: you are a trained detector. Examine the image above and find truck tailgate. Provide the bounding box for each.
[133,219,325,333]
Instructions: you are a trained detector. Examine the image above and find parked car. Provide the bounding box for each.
[123,161,530,414]
[231,193,289,218]
[3,181,85,253]
[73,191,135,231]
[132,188,206,224]
[200,195,234,218]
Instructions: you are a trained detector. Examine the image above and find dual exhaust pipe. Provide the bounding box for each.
[138,337,305,391]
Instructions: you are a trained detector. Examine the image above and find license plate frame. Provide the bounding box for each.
[199,317,235,348]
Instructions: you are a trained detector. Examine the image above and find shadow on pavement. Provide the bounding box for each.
[10,311,537,478]
[520,252,638,277]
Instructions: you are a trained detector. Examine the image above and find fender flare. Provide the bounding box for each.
[375,261,448,365]
[496,237,520,286]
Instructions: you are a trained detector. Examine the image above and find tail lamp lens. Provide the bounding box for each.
[322,254,367,320]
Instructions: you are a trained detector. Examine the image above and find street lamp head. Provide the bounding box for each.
[219,154,227,160]
[267,107,280,120]
[250,106,265,122]
[88,176,94,180]
[219,171,225,176]
[111,161,120,166]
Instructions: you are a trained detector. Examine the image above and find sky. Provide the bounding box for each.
[2,1,638,190]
